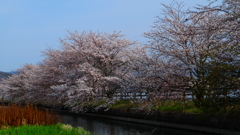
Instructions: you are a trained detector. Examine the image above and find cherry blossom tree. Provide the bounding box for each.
[52,31,135,100]
[124,45,188,101]
[41,31,135,110]
[144,1,239,112]
[189,0,240,113]
[0,64,39,103]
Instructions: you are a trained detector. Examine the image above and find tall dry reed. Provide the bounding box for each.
[0,104,59,128]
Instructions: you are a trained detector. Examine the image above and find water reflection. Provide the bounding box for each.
[56,112,211,135]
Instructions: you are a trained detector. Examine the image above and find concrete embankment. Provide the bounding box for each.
[53,108,240,135]
[82,113,240,135]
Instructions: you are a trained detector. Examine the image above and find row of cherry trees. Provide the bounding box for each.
[0,0,239,112]
[0,31,139,110]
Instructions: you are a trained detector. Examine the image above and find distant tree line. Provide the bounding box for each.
[0,71,13,81]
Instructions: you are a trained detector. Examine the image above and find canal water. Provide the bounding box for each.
[56,112,212,135]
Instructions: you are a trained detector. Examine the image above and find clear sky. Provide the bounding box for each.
[0,0,220,72]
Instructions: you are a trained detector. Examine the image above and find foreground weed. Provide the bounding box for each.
[0,124,92,135]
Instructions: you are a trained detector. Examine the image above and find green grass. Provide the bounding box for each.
[110,100,137,109]
[107,100,201,114]
[153,101,202,113]
[108,99,201,114]
[85,99,202,114]
[86,100,107,107]
[0,124,92,135]
[83,99,202,114]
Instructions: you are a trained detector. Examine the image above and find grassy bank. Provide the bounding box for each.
[0,104,92,135]
[0,124,92,135]
[86,99,202,114]
[85,99,240,116]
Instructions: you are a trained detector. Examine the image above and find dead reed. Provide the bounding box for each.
[0,104,59,128]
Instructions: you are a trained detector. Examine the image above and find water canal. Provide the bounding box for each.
[56,112,212,135]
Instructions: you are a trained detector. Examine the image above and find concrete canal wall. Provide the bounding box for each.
[82,112,240,135]
[53,107,240,135]
[79,108,240,135]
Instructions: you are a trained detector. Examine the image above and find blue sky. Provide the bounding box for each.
[0,0,219,72]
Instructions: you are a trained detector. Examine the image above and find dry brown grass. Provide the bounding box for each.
[0,104,59,128]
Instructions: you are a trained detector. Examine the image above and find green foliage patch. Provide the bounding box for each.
[0,124,92,135]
